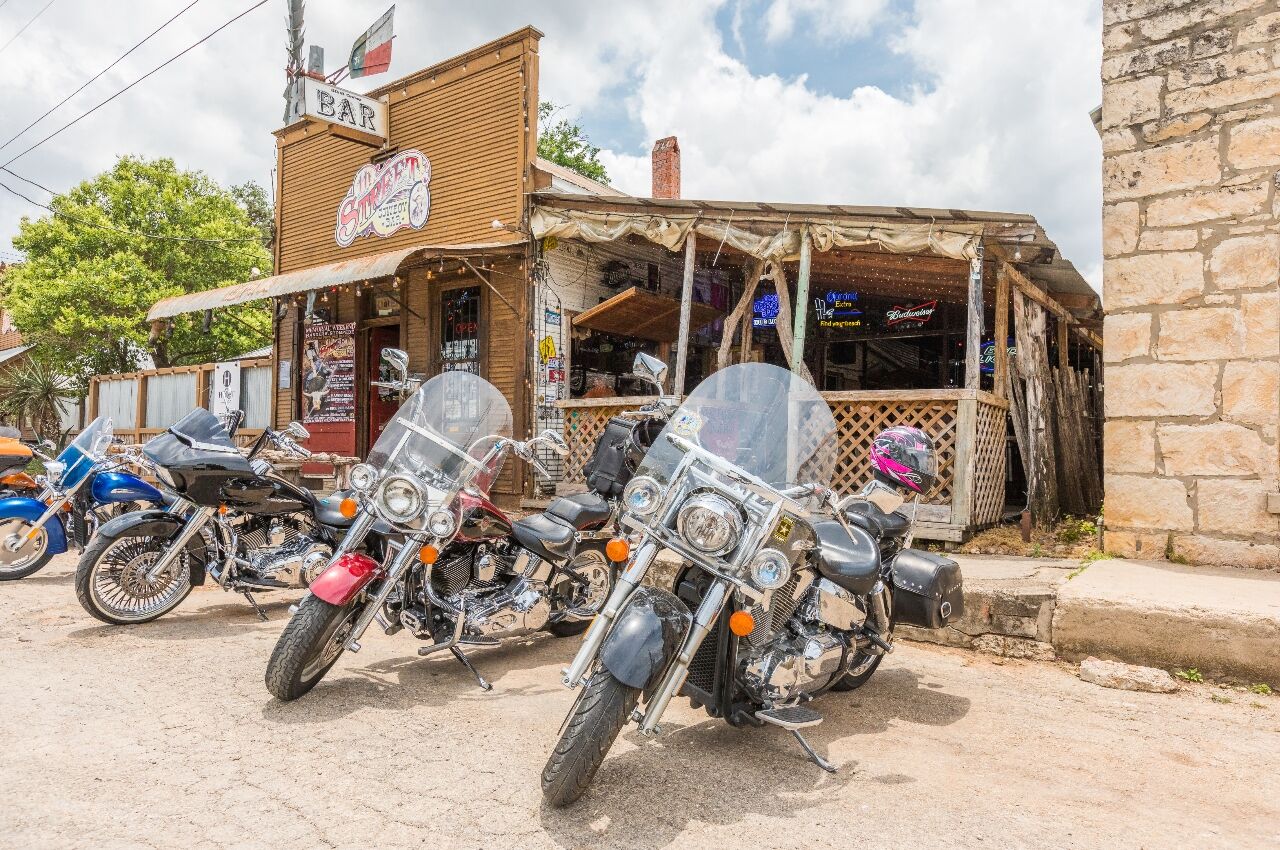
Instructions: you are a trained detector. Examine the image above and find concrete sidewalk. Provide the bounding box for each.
[902,555,1280,684]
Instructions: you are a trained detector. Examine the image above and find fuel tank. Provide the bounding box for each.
[456,490,513,542]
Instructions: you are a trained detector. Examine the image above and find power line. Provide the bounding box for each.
[0,0,202,155]
[0,0,56,57]
[1,0,269,168]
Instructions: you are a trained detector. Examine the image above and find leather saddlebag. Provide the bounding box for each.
[890,548,964,630]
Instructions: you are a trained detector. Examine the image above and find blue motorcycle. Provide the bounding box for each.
[0,417,168,581]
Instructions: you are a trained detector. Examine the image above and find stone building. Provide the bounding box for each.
[1101,0,1280,567]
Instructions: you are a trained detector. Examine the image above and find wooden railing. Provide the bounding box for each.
[557,389,1008,541]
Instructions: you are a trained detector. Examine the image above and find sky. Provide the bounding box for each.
[0,0,1104,287]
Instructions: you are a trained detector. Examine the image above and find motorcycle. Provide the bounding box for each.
[264,363,616,701]
[0,426,38,497]
[73,410,347,624]
[541,361,964,806]
[0,417,169,581]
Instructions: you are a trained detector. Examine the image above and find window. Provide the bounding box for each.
[440,286,481,374]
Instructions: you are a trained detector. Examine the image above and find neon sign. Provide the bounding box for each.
[752,293,779,328]
[815,290,861,329]
[885,300,937,327]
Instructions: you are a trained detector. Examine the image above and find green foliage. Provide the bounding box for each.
[230,180,276,253]
[1250,683,1272,696]
[1057,515,1099,545]
[0,354,76,441]
[1175,668,1204,683]
[1080,549,1115,564]
[537,102,610,185]
[3,156,272,385]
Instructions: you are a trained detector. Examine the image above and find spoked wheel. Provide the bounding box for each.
[542,666,640,807]
[75,534,193,624]
[264,594,362,701]
[0,518,53,581]
[546,547,614,638]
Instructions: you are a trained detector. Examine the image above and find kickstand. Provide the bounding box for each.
[243,591,268,621]
[791,730,837,773]
[450,646,492,691]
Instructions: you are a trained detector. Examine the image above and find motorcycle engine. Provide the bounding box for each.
[242,516,331,587]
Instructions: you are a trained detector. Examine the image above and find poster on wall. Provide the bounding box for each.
[335,149,431,247]
[302,323,356,423]
[211,361,241,420]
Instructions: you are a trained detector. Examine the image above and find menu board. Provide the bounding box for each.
[302,322,356,423]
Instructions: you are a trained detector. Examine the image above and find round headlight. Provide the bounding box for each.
[622,475,662,517]
[349,463,377,492]
[750,548,792,590]
[427,507,457,537]
[676,493,742,555]
[377,474,425,523]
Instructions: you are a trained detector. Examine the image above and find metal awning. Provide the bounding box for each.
[0,345,30,365]
[573,286,723,343]
[147,239,525,321]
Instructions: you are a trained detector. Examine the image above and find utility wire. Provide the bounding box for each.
[2,0,268,168]
[0,0,56,57]
[0,0,202,155]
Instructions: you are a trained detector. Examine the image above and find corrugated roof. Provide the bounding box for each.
[148,240,525,320]
[0,345,30,365]
[534,157,628,197]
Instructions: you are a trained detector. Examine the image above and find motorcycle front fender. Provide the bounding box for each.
[90,471,164,506]
[600,585,692,691]
[96,509,209,585]
[310,552,383,606]
[0,496,68,554]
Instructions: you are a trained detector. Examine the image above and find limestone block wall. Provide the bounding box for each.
[1102,0,1280,568]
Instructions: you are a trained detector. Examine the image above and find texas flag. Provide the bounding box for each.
[349,5,394,79]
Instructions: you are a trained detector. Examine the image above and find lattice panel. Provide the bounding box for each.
[829,400,958,506]
[561,404,639,484]
[971,399,1008,526]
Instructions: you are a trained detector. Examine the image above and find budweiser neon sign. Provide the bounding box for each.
[885,300,937,327]
[335,149,431,247]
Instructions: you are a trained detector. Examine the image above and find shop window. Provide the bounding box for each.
[441,285,481,374]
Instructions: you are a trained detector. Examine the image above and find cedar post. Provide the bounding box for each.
[1057,316,1070,370]
[135,374,149,439]
[964,244,984,389]
[673,231,697,395]
[791,227,812,370]
[993,263,1010,399]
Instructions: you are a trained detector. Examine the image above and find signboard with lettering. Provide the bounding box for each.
[302,323,356,424]
[814,290,862,329]
[981,339,1017,374]
[885,300,937,329]
[335,149,431,247]
[752,293,779,328]
[211,361,241,420]
[301,78,387,139]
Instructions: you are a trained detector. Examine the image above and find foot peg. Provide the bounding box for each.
[864,629,893,655]
[756,707,837,773]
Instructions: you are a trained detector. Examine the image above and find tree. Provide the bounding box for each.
[231,180,276,254]
[3,156,272,384]
[0,355,76,442]
[537,101,610,185]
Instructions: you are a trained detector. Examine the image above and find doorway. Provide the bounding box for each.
[367,324,401,450]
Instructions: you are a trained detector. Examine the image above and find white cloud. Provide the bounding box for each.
[762,0,892,43]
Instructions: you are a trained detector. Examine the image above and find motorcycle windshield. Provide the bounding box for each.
[56,415,114,488]
[636,363,837,491]
[366,370,513,492]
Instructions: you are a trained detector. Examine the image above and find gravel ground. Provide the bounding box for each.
[2,553,1278,849]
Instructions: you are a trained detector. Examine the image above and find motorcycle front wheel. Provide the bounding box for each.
[0,518,53,581]
[265,594,362,701]
[541,667,640,807]
[75,533,193,624]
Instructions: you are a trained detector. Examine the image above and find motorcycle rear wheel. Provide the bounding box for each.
[75,534,193,624]
[265,594,361,701]
[0,518,52,581]
[541,667,640,807]
[546,547,614,638]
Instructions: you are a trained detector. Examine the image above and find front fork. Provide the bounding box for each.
[342,535,425,653]
[143,507,216,581]
[19,494,66,544]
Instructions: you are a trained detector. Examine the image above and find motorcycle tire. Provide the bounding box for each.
[0,518,53,581]
[546,619,591,638]
[830,652,885,691]
[265,594,361,701]
[75,533,194,625]
[541,667,640,808]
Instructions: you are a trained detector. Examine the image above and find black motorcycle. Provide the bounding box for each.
[74,409,354,625]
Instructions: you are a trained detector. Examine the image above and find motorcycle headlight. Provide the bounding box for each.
[43,461,65,484]
[750,548,792,590]
[676,493,742,556]
[376,474,426,523]
[622,475,662,517]
[349,463,377,492]
[427,507,457,537]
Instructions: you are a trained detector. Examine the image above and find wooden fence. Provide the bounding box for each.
[557,389,1008,542]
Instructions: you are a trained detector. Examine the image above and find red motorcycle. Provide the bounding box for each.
[265,363,617,700]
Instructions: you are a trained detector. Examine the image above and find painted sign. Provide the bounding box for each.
[885,300,937,328]
[302,323,356,424]
[335,149,431,247]
[546,356,564,384]
[538,335,557,363]
[752,293,779,328]
[211,361,241,420]
[981,339,1017,374]
[544,308,561,326]
[814,290,862,329]
[301,77,387,139]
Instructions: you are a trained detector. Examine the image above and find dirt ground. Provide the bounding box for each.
[2,554,1278,850]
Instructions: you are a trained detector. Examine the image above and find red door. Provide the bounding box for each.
[368,325,401,445]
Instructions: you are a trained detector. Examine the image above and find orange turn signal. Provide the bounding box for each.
[218,504,229,515]
[339,497,359,519]
[61,502,72,513]
[728,610,756,637]
[418,544,440,565]
[605,537,630,563]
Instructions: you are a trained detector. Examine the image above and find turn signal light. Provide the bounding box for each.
[339,497,359,519]
[218,504,229,515]
[418,544,440,565]
[61,502,72,513]
[728,610,756,637]
[605,537,630,562]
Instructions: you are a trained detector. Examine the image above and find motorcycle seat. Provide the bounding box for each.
[546,492,612,529]
[512,513,575,563]
[315,491,356,529]
[843,501,912,541]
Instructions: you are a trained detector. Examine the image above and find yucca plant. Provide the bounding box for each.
[0,356,76,443]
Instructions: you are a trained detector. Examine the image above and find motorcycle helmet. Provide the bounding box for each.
[869,425,938,495]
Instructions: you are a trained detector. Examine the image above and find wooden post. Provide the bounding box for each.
[1057,316,1070,371]
[135,375,148,436]
[952,395,978,533]
[791,227,812,370]
[673,231,696,395]
[964,245,984,389]
[993,263,1010,399]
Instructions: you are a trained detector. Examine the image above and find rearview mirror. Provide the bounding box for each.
[381,348,410,384]
[285,421,310,441]
[632,352,668,393]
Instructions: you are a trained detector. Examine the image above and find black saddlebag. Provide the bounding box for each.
[890,548,964,630]
[582,416,635,498]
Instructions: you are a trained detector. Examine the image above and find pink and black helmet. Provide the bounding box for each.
[869,426,938,494]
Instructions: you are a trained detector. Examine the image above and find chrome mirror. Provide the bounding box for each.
[285,421,310,441]
[381,348,410,384]
[633,352,669,393]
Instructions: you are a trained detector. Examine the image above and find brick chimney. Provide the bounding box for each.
[651,136,681,199]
